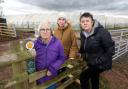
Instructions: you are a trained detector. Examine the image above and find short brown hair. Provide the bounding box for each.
[80,12,94,21]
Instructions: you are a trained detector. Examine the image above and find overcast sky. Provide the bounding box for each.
[1,0,128,16]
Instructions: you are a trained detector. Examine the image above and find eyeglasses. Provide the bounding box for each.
[40,28,51,32]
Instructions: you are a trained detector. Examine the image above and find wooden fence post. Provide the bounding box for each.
[12,61,29,89]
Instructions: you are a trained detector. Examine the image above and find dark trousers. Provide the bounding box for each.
[80,66,102,89]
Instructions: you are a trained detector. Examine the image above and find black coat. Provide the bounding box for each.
[79,21,115,71]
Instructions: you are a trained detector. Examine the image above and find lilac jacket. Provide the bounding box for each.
[34,36,65,84]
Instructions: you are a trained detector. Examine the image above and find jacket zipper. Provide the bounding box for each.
[61,30,64,40]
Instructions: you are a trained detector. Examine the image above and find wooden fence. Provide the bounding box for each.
[0,51,85,89]
[0,23,16,37]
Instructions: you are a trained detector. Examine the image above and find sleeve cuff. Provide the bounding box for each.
[48,66,57,76]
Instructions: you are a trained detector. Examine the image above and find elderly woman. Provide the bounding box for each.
[34,21,65,85]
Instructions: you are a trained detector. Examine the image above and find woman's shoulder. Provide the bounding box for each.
[52,36,61,43]
[53,36,63,45]
[34,37,40,44]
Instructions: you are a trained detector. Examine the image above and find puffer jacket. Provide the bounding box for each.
[54,23,78,59]
[79,20,115,71]
[34,36,65,84]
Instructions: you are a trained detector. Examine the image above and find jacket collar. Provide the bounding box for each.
[57,23,70,31]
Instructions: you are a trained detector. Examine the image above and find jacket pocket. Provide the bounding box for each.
[96,56,112,71]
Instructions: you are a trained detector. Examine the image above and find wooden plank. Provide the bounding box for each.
[0,26,7,28]
[0,23,7,25]
[32,60,84,89]
[1,29,14,32]
[0,32,11,35]
[29,82,36,89]
[29,69,47,83]
[0,34,13,37]
[12,62,23,89]
[0,52,32,68]
[4,72,28,88]
[57,77,74,89]
[31,69,70,89]
[11,61,29,89]
[1,31,15,34]
[29,59,83,89]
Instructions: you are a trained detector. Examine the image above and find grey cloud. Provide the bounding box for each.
[18,0,128,12]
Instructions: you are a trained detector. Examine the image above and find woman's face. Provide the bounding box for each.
[39,26,51,39]
[80,17,93,32]
[57,17,66,27]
